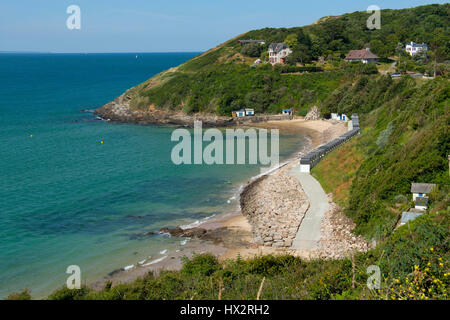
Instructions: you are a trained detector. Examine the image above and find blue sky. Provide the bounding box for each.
[0,0,446,53]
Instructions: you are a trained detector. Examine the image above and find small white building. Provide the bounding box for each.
[245,109,255,116]
[282,109,293,115]
[232,110,246,117]
[331,113,347,121]
[268,43,292,65]
[411,183,436,201]
[405,42,428,56]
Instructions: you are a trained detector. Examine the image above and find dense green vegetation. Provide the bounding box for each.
[314,76,449,238]
[124,4,449,117]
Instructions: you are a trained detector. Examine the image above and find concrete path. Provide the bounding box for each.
[289,165,329,250]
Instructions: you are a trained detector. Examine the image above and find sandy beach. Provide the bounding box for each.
[91,118,361,290]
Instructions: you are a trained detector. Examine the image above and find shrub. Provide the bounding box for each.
[241,43,262,58]
[181,254,221,277]
[6,289,31,300]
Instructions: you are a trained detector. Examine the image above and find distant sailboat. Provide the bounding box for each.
[136,55,138,59]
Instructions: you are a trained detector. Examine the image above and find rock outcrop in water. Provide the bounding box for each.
[94,93,292,127]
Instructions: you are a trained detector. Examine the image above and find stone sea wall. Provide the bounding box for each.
[240,164,309,248]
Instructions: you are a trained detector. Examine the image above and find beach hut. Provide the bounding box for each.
[411,183,436,201]
[282,109,292,115]
[300,157,311,173]
[245,109,255,116]
[232,110,246,117]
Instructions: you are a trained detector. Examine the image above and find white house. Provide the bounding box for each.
[282,109,293,115]
[411,183,436,201]
[268,43,292,65]
[405,42,428,56]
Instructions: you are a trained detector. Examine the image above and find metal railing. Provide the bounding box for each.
[300,114,360,171]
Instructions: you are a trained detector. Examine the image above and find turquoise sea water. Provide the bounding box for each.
[0,53,306,298]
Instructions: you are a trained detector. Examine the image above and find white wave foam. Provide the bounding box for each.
[123,264,134,271]
[159,249,168,255]
[180,214,216,230]
[142,256,168,267]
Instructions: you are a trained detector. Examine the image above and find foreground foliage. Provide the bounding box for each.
[20,209,442,300]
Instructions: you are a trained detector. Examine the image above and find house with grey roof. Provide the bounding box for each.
[411,183,436,201]
[344,48,379,64]
[268,43,292,65]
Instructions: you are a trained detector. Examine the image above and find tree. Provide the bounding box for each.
[285,34,299,50]
[260,51,269,62]
[241,43,261,57]
[413,50,428,64]
[395,43,405,57]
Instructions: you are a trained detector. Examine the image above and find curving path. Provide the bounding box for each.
[289,164,329,250]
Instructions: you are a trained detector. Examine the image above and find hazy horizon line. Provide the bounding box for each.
[0,51,204,54]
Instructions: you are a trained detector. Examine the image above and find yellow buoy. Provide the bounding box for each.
[101,141,103,144]
[30,134,33,138]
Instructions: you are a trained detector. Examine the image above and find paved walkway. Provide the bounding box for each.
[289,164,329,250]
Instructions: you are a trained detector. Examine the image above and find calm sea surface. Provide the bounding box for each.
[0,53,306,298]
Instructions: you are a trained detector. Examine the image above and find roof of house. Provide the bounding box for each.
[345,48,379,60]
[407,41,428,48]
[238,40,265,44]
[415,197,429,207]
[401,212,423,224]
[411,183,436,194]
[269,43,290,53]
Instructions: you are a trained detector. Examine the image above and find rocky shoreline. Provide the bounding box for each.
[94,93,292,128]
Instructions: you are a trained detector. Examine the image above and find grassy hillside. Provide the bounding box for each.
[123,4,449,117]
[313,76,449,239]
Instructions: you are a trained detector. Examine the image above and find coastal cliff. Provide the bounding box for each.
[94,92,292,127]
